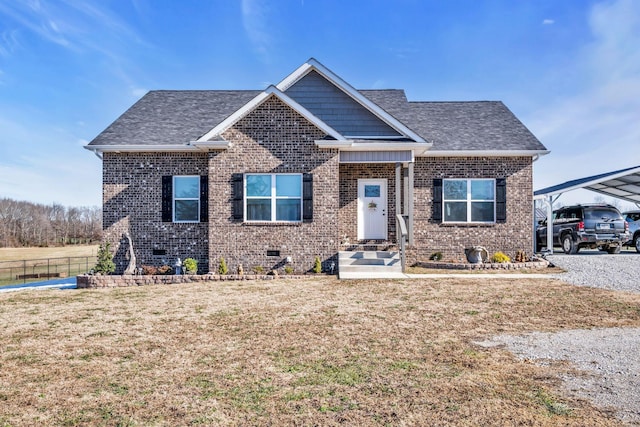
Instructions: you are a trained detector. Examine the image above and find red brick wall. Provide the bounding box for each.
[102,152,209,274]
[210,95,340,274]
[408,156,534,263]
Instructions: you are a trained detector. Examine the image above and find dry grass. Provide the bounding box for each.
[0,245,99,262]
[1,277,639,426]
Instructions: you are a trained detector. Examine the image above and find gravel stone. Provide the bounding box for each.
[548,251,640,293]
[479,328,640,425]
[478,250,640,425]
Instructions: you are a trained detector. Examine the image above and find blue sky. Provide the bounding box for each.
[1,0,639,208]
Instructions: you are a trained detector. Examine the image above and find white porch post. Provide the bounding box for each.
[546,195,554,254]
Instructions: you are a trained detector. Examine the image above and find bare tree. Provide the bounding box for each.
[0,197,102,247]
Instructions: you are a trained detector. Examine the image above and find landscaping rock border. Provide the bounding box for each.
[413,259,549,271]
[76,274,308,288]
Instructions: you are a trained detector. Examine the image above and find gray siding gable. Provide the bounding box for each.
[285,70,402,137]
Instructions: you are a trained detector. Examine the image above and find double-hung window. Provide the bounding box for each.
[245,174,302,222]
[443,179,495,223]
[173,176,200,222]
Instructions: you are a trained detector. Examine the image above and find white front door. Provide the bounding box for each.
[357,179,388,240]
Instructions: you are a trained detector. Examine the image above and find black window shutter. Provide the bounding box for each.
[496,178,507,223]
[200,175,208,223]
[162,176,173,222]
[232,173,244,221]
[303,173,313,221]
[432,178,442,222]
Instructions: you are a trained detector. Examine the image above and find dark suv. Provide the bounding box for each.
[622,210,640,253]
[536,204,630,254]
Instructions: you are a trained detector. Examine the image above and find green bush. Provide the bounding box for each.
[94,242,116,275]
[491,251,511,263]
[284,265,294,275]
[218,257,228,275]
[252,265,264,274]
[183,258,198,274]
[313,256,322,274]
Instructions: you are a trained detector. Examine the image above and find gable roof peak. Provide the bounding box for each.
[277,59,425,143]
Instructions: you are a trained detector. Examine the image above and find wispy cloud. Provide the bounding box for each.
[0,29,21,57]
[542,19,555,25]
[531,0,640,203]
[0,1,150,57]
[241,0,274,59]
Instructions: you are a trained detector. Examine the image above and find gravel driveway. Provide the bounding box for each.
[480,250,640,425]
[548,251,640,293]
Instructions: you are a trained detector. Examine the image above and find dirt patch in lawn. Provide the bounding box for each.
[1,277,639,426]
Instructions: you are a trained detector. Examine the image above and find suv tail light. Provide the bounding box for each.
[577,221,585,232]
[625,221,629,232]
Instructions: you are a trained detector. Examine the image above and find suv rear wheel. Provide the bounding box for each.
[562,234,579,254]
[634,234,640,253]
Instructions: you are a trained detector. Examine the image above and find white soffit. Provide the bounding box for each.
[276,58,427,143]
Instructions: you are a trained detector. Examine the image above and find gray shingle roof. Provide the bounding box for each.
[88,87,547,153]
[88,90,260,146]
[361,91,546,151]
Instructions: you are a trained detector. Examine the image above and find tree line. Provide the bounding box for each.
[0,197,102,247]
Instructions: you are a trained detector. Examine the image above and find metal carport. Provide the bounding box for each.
[533,164,640,253]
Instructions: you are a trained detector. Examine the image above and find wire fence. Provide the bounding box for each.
[0,256,97,287]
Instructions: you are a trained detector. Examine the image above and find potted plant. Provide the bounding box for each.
[183,257,198,274]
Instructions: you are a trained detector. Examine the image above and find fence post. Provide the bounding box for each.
[23,260,26,283]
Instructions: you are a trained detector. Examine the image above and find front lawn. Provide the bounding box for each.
[1,277,639,426]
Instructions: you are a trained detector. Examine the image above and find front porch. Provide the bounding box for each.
[337,158,414,278]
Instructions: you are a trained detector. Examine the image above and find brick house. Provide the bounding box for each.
[86,58,548,275]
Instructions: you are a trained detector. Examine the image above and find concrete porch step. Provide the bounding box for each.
[338,251,402,279]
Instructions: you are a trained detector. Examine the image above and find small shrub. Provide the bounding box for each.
[429,252,443,261]
[252,265,264,274]
[157,265,173,275]
[514,250,526,263]
[183,258,198,274]
[94,242,116,275]
[284,265,294,275]
[218,257,228,275]
[491,251,511,263]
[141,265,158,275]
[313,256,322,274]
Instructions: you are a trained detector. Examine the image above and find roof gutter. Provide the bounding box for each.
[84,144,208,153]
[420,149,550,158]
[315,140,433,155]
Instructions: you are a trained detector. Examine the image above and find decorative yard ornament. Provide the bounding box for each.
[465,246,488,264]
[123,232,137,275]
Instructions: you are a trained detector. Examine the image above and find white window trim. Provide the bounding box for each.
[244,173,303,223]
[443,178,496,224]
[173,175,200,223]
